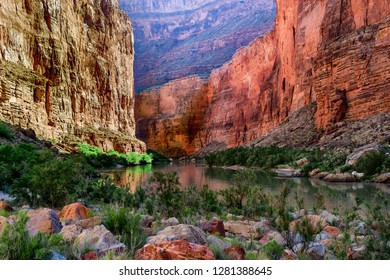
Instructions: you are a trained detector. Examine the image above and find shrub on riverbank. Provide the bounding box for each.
[77,143,153,168]
[205,146,348,174]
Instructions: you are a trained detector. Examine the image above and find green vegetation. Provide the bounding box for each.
[354,150,387,176]
[0,122,13,140]
[103,206,147,258]
[0,212,62,260]
[205,146,347,174]
[261,240,284,260]
[77,143,153,168]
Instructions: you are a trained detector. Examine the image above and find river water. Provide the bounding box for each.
[101,162,390,211]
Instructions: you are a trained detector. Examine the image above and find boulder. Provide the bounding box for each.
[223,221,261,239]
[224,246,246,260]
[283,249,298,260]
[0,216,7,234]
[160,217,180,228]
[140,215,154,228]
[82,251,99,260]
[201,219,225,237]
[147,224,207,245]
[323,226,342,238]
[309,169,321,177]
[0,201,13,212]
[374,173,390,183]
[26,208,62,236]
[60,225,83,241]
[319,210,340,225]
[306,243,326,260]
[135,240,215,260]
[352,171,364,179]
[50,251,66,260]
[313,172,331,180]
[259,230,286,246]
[59,203,90,222]
[323,173,356,182]
[76,217,103,230]
[74,225,126,254]
[289,215,328,234]
[346,144,380,166]
[207,235,230,250]
[296,158,309,167]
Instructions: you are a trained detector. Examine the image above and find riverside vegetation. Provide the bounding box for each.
[0,122,389,260]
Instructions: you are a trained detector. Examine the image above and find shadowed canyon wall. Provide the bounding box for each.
[136,0,390,156]
[0,0,145,153]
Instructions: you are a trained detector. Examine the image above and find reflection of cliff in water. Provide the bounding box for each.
[101,163,390,211]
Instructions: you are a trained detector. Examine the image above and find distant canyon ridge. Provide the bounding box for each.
[119,0,276,92]
[134,0,390,157]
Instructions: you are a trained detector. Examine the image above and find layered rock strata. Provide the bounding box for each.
[120,0,276,92]
[0,0,145,153]
[136,0,390,156]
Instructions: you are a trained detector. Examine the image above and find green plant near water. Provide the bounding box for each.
[103,206,147,258]
[219,169,256,212]
[205,146,348,174]
[148,171,183,218]
[77,143,153,167]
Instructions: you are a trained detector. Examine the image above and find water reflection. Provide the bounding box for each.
[101,162,390,211]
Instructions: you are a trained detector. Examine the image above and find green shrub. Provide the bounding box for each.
[10,156,92,208]
[149,171,183,218]
[261,240,284,260]
[0,213,53,260]
[219,170,256,212]
[103,206,147,258]
[0,123,13,140]
[355,151,386,176]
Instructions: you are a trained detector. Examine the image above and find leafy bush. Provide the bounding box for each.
[0,122,13,140]
[10,156,92,208]
[261,240,284,260]
[219,170,256,212]
[77,143,153,167]
[355,151,386,176]
[103,207,147,258]
[0,213,57,260]
[149,171,183,218]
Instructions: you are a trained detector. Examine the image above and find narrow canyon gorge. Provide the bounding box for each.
[135,0,390,157]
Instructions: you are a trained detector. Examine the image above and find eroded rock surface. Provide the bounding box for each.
[0,0,145,153]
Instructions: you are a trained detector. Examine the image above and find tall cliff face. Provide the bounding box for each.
[0,0,146,153]
[136,0,390,156]
[120,0,276,92]
[135,76,210,157]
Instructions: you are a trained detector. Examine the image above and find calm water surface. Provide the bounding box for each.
[101,162,390,211]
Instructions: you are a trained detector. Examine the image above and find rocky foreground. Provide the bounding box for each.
[0,201,379,260]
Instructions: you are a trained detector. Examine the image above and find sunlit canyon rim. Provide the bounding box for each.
[0,0,145,153]
[135,0,390,157]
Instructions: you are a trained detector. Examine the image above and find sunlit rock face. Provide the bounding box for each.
[0,0,146,152]
[135,75,211,157]
[120,0,276,92]
[136,0,390,157]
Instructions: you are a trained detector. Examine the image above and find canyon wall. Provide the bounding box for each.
[0,0,145,153]
[135,76,210,157]
[120,0,276,92]
[136,0,390,156]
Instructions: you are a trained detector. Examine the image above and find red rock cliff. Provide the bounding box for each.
[0,0,146,153]
[135,76,210,157]
[136,0,390,156]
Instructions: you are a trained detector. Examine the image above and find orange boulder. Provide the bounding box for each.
[136,240,215,260]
